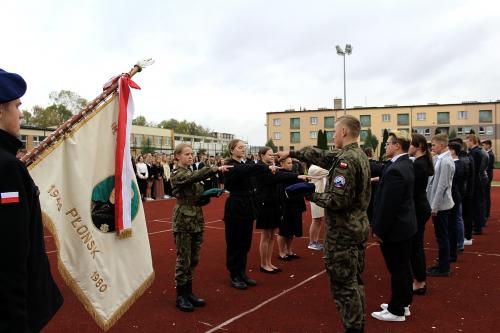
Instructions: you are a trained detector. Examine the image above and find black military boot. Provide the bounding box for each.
[176,284,194,312]
[240,271,257,286]
[230,273,247,290]
[186,281,206,307]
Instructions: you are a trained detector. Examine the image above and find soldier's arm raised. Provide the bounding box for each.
[171,166,219,186]
[289,147,341,170]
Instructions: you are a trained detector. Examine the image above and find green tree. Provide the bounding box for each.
[22,110,33,125]
[469,128,475,134]
[31,104,72,127]
[449,129,457,139]
[316,130,328,150]
[379,129,389,160]
[363,129,379,152]
[141,137,155,154]
[133,116,147,126]
[49,90,87,114]
[265,139,278,153]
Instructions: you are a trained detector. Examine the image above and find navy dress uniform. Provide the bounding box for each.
[0,69,63,332]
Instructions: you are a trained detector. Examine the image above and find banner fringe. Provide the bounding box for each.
[42,212,155,331]
[117,228,133,239]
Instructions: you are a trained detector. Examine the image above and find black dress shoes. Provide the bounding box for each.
[273,267,282,273]
[413,285,427,295]
[240,272,257,286]
[230,275,247,290]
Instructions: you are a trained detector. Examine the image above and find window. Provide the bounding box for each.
[278,146,284,151]
[457,126,473,135]
[382,114,391,122]
[135,135,142,146]
[273,132,281,140]
[20,135,27,148]
[437,112,450,124]
[414,128,430,136]
[479,126,485,135]
[290,118,300,129]
[289,146,295,151]
[324,116,335,128]
[325,131,334,141]
[397,113,409,126]
[309,131,318,139]
[397,128,409,134]
[479,110,492,123]
[272,118,281,126]
[156,136,163,147]
[436,127,449,135]
[458,111,468,119]
[416,112,426,121]
[310,117,318,125]
[32,136,46,147]
[360,130,369,141]
[290,132,300,143]
[360,115,371,127]
[486,126,494,135]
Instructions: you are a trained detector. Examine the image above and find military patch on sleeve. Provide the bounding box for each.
[340,162,348,169]
[1,192,20,204]
[333,176,346,188]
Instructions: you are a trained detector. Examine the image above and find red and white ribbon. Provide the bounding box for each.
[115,75,140,237]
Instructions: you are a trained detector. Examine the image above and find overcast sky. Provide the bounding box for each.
[4,0,500,144]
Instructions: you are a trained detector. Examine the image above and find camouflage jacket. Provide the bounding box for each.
[291,143,371,245]
[171,165,218,233]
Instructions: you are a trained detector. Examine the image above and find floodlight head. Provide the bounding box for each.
[336,45,344,55]
[345,44,352,54]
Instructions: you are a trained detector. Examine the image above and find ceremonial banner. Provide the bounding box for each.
[29,88,154,331]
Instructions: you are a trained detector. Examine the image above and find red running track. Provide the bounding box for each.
[43,189,500,333]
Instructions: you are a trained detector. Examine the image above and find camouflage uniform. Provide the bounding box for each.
[171,165,219,287]
[291,143,371,332]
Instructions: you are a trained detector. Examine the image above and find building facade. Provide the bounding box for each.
[19,125,238,158]
[266,101,500,160]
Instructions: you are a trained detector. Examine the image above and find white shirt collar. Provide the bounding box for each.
[391,153,408,163]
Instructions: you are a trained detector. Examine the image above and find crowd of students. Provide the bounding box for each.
[366,132,495,322]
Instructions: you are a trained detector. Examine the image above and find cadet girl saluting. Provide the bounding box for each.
[171,144,232,312]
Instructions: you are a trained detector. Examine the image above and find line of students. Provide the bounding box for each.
[369,131,494,322]
[169,140,310,311]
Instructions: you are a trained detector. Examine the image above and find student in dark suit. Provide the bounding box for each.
[372,131,417,322]
[408,134,434,295]
[0,68,63,332]
[466,134,487,235]
[481,140,495,221]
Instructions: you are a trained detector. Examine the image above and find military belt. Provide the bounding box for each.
[176,198,198,206]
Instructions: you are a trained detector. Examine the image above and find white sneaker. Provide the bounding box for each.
[380,303,410,316]
[371,309,405,322]
[464,239,473,246]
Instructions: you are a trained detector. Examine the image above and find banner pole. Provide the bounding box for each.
[21,59,152,167]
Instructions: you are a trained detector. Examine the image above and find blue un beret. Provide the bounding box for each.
[285,182,315,197]
[0,68,27,103]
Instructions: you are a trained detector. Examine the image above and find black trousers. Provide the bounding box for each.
[485,179,492,221]
[462,195,473,240]
[472,187,485,233]
[433,210,451,271]
[449,204,460,260]
[225,217,254,276]
[410,210,430,282]
[380,239,413,316]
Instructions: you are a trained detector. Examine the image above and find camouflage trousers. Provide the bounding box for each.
[174,231,203,287]
[324,241,366,331]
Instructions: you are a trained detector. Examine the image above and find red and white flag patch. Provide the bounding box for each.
[1,192,20,204]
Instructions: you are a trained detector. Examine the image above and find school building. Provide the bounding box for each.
[266,100,500,160]
[19,125,238,157]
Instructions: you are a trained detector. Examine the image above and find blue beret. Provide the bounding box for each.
[285,182,315,197]
[0,68,27,103]
[200,188,225,198]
